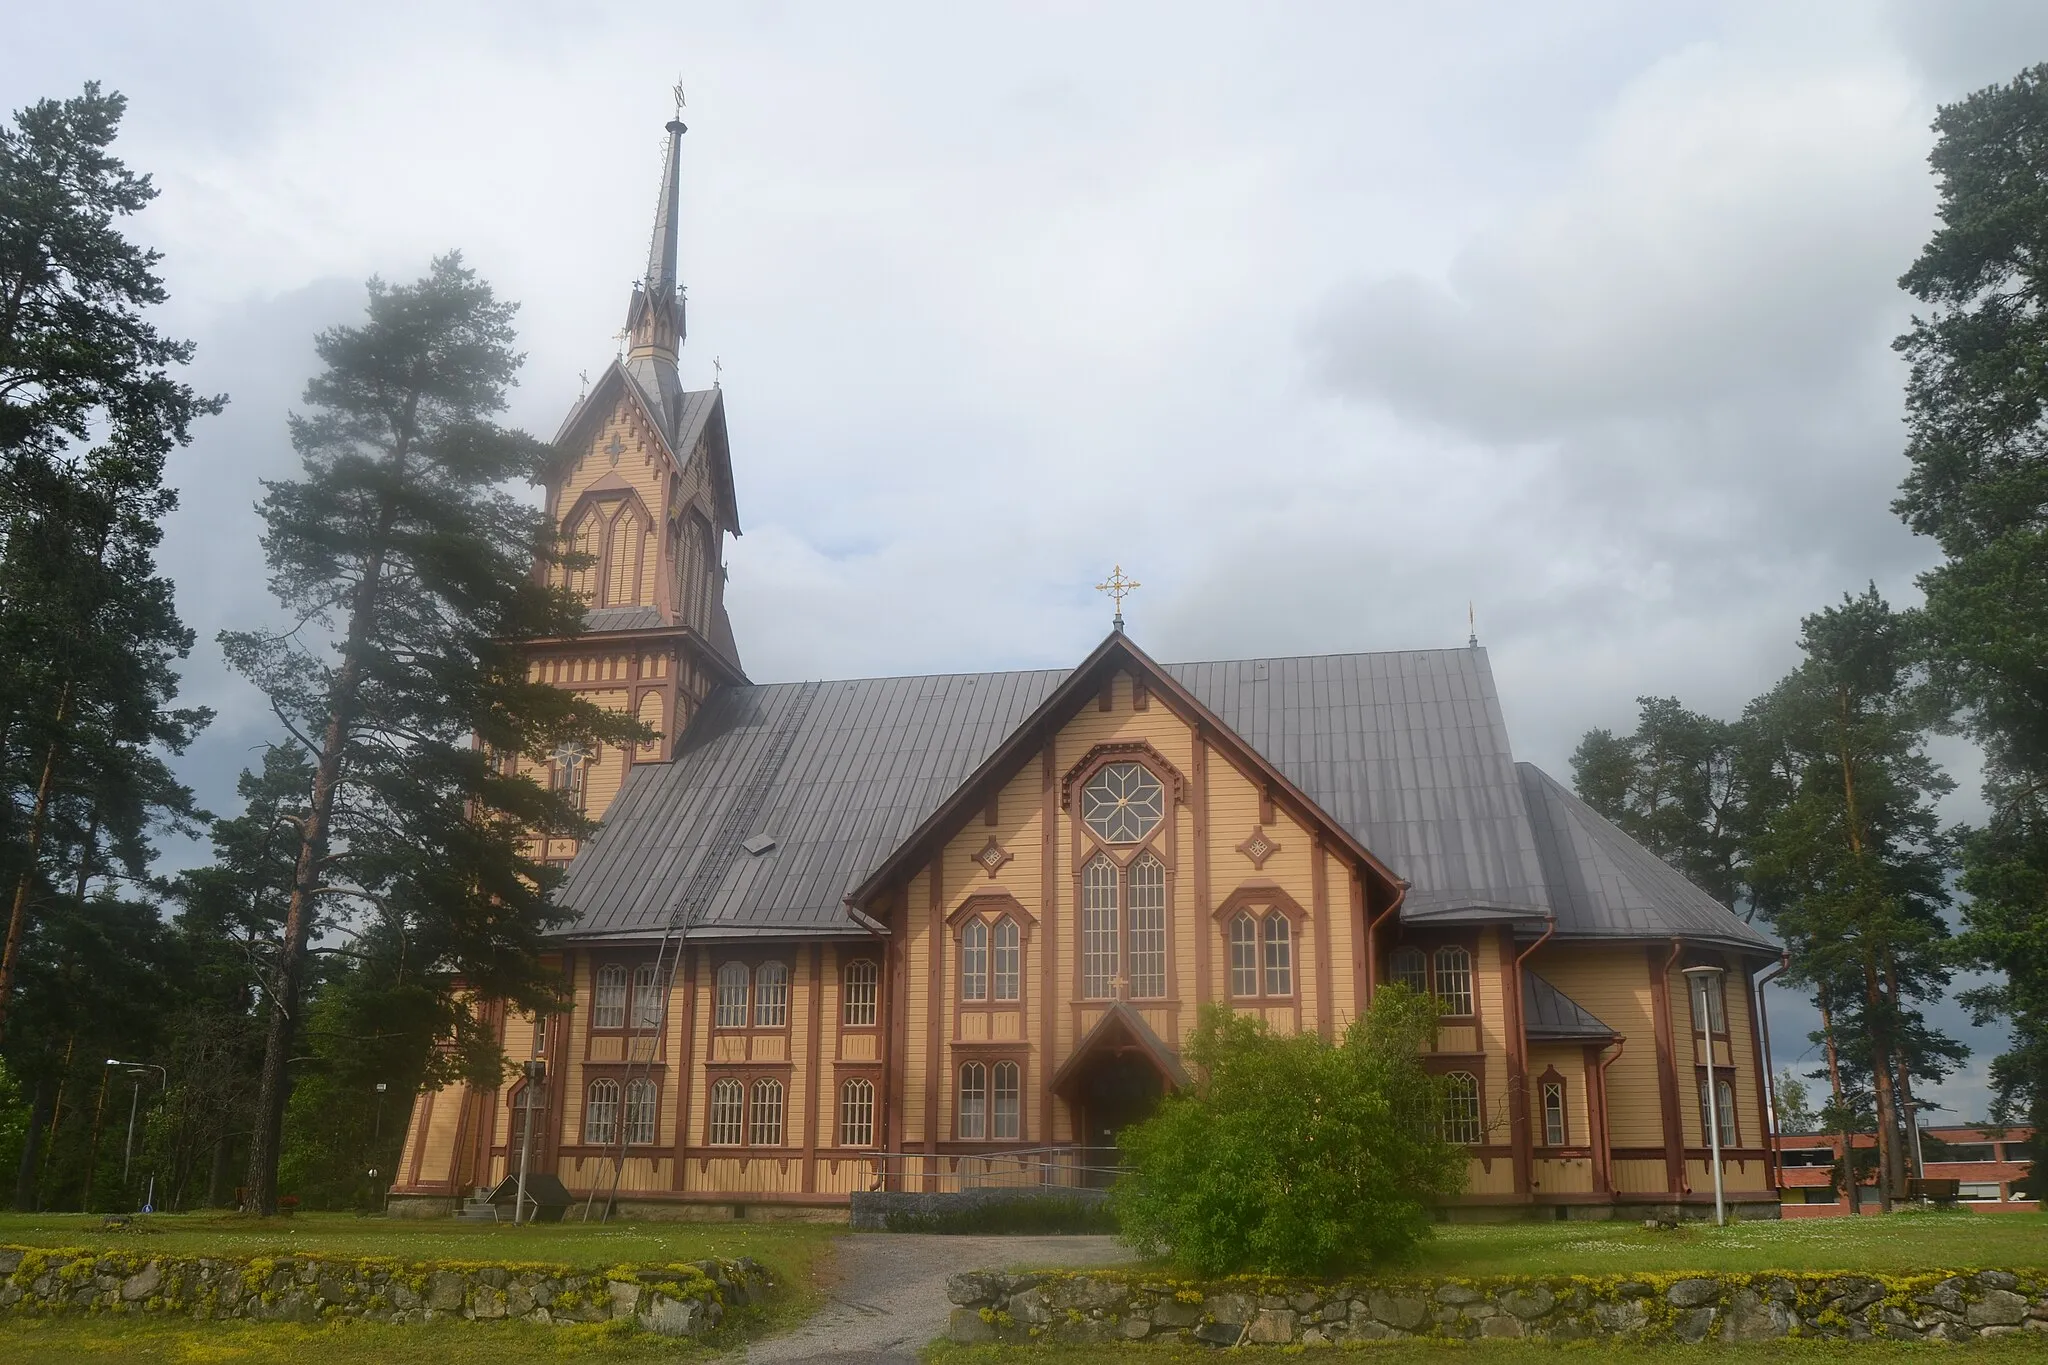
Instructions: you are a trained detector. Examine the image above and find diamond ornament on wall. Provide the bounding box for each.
[973,836,1013,879]
[1236,825,1279,870]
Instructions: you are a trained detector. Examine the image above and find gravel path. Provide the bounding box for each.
[737,1234,1129,1365]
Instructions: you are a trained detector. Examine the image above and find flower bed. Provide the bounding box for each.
[945,1268,2047,1346]
[0,1244,771,1338]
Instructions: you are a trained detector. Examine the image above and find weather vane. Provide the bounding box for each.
[673,79,687,117]
[1096,564,1140,632]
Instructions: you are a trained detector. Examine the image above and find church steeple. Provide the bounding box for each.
[625,101,688,364]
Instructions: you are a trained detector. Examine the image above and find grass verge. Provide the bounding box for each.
[0,1313,732,1363]
[927,1342,2048,1365]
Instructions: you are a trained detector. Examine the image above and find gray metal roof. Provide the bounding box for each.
[553,644,1774,955]
[1164,650,1552,923]
[583,605,666,633]
[559,669,1067,938]
[1516,763,1775,953]
[1522,970,1617,1040]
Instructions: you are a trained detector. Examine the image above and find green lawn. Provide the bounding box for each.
[0,1209,838,1273]
[928,1343,2048,1365]
[1408,1210,2047,1276]
[0,1314,715,1363]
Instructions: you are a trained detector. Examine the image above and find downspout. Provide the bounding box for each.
[1364,879,1407,1006]
[1509,917,1556,1199]
[1596,1037,1626,1197]
[1659,938,1685,1194]
[1754,952,1789,1196]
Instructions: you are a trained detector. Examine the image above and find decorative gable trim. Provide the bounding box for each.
[1214,881,1308,926]
[945,890,1037,933]
[1059,740,1187,813]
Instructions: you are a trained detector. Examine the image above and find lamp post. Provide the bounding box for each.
[374,1081,388,1140]
[105,1060,167,1203]
[1681,966,1727,1227]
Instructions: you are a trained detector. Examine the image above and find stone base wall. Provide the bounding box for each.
[946,1268,2048,1347]
[0,1245,771,1339]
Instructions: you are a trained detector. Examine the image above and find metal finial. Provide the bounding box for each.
[1096,564,1141,632]
[713,355,722,388]
[672,80,687,117]
[1468,601,1478,649]
[578,368,589,400]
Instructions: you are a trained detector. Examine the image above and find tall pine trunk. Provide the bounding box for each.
[241,425,408,1216]
[0,683,71,1037]
[1819,989,1859,1214]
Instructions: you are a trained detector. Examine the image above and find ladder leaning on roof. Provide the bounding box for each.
[583,680,824,1221]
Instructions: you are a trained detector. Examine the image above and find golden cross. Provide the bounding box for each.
[1095,564,1140,630]
[613,324,631,359]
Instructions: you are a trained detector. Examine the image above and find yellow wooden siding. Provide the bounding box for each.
[1530,946,1662,1148]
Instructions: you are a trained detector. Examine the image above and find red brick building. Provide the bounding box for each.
[1773,1126,2036,1215]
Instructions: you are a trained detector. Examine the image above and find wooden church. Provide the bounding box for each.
[390,113,1784,1222]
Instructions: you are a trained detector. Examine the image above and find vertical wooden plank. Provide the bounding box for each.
[670,945,696,1191]
[925,859,944,1187]
[1649,944,1685,1193]
[1349,867,1368,1020]
[803,943,823,1192]
[1040,744,1058,1143]
[1191,732,1212,1009]
[1311,836,1333,1040]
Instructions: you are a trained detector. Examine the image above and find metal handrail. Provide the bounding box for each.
[859,1144,1126,1193]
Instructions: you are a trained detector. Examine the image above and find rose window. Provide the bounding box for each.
[1080,763,1165,843]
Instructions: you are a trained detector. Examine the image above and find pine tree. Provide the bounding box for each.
[1571,697,1748,909]
[1894,62,2048,1198]
[220,254,642,1214]
[0,83,219,1037]
[1740,587,1961,1208]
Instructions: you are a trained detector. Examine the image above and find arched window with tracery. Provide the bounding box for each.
[960,919,988,1002]
[1229,912,1259,997]
[630,962,663,1030]
[750,1078,785,1145]
[567,507,603,602]
[1390,946,1428,994]
[1699,1077,1738,1144]
[1441,1071,1482,1145]
[1262,913,1293,996]
[1081,857,1119,999]
[754,962,789,1027]
[714,961,749,1028]
[840,1078,876,1147]
[593,964,628,1030]
[992,1061,1021,1140]
[622,1078,657,1145]
[1433,946,1474,1015]
[842,959,878,1026]
[584,1078,621,1145]
[1127,855,1166,998]
[991,918,1020,1002]
[958,1062,987,1140]
[708,1078,744,1145]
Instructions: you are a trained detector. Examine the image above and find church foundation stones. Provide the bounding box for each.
[943,1267,2048,1346]
[0,1245,768,1339]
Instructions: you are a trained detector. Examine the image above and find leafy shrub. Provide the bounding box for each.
[1111,988,1464,1276]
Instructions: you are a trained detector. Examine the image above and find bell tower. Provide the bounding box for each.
[522,99,745,855]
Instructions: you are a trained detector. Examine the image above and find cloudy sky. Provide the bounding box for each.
[12,0,2045,1123]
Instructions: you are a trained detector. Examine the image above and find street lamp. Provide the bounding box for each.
[105,1061,167,1202]
[374,1081,389,1140]
[1680,966,1727,1227]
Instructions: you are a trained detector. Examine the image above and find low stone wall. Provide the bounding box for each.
[946,1268,2048,1346]
[0,1245,771,1338]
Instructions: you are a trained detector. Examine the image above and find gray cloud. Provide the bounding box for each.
[10,0,2033,1116]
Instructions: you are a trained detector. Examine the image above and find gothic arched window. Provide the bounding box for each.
[960,919,988,1002]
[1262,913,1293,996]
[1390,946,1428,994]
[753,961,789,1027]
[1441,1072,1481,1145]
[991,918,1020,1002]
[750,1078,785,1145]
[958,1062,987,1140]
[1127,856,1166,998]
[622,1078,657,1145]
[1433,945,1474,1016]
[630,962,663,1030]
[1229,912,1259,997]
[840,1078,875,1147]
[708,1078,744,1145]
[842,959,879,1026]
[593,964,628,1030]
[992,1061,1021,1140]
[584,1078,620,1146]
[714,961,749,1028]
[1081,857,1120,998]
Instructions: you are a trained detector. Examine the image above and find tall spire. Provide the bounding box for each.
[626,90,688,364]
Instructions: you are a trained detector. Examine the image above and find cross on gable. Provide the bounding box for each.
[604,432,626,465]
